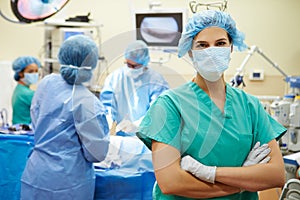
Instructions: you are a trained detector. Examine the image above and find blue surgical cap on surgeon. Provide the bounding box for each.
[178,10,247,58]
[58,35,99,85]
[12,56,41,81]
[125,40,150,66]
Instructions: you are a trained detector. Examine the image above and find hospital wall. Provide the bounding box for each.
[0,0,299,98]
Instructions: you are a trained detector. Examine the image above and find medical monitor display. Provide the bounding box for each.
[63,30,85,40]
[135,11,184,48]
[51,28,94,59]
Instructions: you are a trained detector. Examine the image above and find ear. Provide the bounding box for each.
[18,71,24,78]
[188,50,193,59]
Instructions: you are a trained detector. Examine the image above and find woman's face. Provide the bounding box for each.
[192,27,231,50]
[19,63,39,78]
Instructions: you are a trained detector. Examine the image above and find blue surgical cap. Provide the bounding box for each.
[178,10,247,58]
[125,40,150,66]
[12,56,41,81]
[58,35,99,85]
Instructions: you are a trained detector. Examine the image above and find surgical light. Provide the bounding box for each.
[11,0,69,23]
[189,0,228,13]
[0,0,69,24]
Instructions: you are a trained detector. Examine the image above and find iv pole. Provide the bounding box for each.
[231,45,289,87]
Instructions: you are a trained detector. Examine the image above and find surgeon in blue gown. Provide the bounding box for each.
[100,40,169,135]
[20,35,110,200]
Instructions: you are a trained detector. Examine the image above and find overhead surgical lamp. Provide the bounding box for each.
[231,45,289,88]
[0,0,69,24]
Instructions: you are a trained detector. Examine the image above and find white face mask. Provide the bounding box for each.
[126,66,145,79]
[191,47,231,82]
[22,73,39,85]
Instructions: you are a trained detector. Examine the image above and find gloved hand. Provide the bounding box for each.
[181,155,216,183]
[116,119,138,133]
[243,141,271,167]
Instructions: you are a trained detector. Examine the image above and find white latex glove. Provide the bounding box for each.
[116,119,138,133]
[243,141,271,167]
[181,155,216,183]
[106,113,114,130]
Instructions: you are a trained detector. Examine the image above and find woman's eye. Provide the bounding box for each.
[194,43,208,49]
[27,70,38,73]
[216,41,227,46]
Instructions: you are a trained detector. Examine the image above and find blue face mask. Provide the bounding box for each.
[192,47,231,82]
[22,73,39,85]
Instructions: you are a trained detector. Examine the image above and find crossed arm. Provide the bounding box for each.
[151,139,285,199]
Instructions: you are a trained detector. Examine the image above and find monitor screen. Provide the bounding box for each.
[63,31,85,41]
[135,10,185,48]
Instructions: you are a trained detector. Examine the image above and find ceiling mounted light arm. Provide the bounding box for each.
[0,9,26,24]
[231,45,289,87]
[10,0,69,23]
[255,46,288,78]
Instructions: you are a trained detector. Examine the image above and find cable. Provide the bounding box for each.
[0,108,9,128]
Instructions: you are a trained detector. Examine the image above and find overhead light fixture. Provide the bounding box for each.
[189,0,228,13]
[6,0,69,23]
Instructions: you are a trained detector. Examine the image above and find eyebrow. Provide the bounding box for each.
[194,37,228,44]
[216,38,228,42]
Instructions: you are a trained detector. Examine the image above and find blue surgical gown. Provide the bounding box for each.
[137,81,286,200]
[100,66,169,124]
[20,74,110,200]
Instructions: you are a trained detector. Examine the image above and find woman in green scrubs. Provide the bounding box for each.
[11,56,41,125]
[137,10,286,200]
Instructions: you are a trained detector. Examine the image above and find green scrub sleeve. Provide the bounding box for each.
[137,95,182,151]
[252,97,287,144]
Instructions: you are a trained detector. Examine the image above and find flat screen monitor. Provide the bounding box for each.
[51,27,94,58]
[134,9,186,49]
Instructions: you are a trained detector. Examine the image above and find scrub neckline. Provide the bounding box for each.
[188,81,233,119]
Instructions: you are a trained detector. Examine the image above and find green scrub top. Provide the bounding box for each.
[137,81,286,200]
[12,84,34,125]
